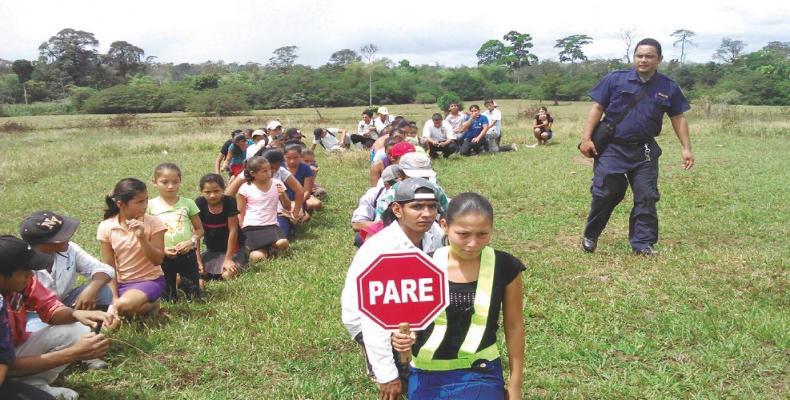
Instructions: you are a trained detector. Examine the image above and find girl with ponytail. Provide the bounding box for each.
[97,178,167,318]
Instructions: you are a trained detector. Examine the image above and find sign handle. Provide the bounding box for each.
[398,322,412,365]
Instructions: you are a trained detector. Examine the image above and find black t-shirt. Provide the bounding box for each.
[220,140,232,156]
[414,250,525,360]
[195,196,240,252]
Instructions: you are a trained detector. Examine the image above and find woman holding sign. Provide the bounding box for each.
[393,192,525,399]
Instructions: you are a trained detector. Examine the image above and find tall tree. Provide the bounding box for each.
[268,46,298,71]
[328,49,361,68]
[106,40,146,78]
[713,38,747,64]
[619,28,637,63]
[37,28,101,90]
[359,43,378,106]
[476,39,507,66]
[671,29,696,64]
[555,34,593,64]
[11,59,34,104]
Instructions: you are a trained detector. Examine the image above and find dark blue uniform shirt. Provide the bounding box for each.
[588,68,690,143]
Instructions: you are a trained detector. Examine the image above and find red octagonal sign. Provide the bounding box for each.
[357,249,448,331]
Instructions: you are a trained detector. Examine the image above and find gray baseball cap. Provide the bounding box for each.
[393,178,438,203]
[381,165,403,183]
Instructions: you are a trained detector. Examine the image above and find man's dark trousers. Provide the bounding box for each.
[584,146,660,250]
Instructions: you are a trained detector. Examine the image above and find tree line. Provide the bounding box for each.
[0,28,787,115]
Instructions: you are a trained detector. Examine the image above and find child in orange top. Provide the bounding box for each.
[97,178,166,317]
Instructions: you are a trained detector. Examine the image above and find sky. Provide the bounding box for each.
[1,0,788,67]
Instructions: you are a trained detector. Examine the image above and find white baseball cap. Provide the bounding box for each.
[266,120,282,131]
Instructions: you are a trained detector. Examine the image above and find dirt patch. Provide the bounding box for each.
[0,121,34,133]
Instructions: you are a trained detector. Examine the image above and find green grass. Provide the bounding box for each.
[0,101,788,399]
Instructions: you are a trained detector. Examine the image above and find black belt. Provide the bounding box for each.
[612,138,651,147]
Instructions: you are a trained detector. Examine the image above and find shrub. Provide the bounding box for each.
[436,92,463,113]
[69,86,98,112]
[415,92,436,104]
[107,114,151,129]
[187,88,249,116]
[83,85,159,114]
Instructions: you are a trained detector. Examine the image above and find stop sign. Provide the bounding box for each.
[357,249,448,331]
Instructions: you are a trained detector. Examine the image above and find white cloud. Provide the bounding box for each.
[1,0,787,66]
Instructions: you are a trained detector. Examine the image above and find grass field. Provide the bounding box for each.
[0,100,788,399]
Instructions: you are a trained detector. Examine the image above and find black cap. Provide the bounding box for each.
[20,211,80,246]
[0,235,53,274]
[393,178,438,203]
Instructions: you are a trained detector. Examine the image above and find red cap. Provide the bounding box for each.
[390,142,416,158]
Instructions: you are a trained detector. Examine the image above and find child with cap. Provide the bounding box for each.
[369,140,414,187]
[351,165,406,247]
[246,129,269,160]
[341,178,445,398]
[0,235,117,400]
[20,211,114,314]
[375,153,450,221]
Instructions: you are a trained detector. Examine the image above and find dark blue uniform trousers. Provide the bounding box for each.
[584,144,660,250]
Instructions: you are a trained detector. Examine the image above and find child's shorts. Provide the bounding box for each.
[243,225,286,250]
[118,276,166,302]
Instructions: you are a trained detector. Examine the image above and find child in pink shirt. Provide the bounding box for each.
[236,156,291,263]
[97,178,166,317]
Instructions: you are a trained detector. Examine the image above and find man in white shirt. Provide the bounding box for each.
[341,178,444,400]
[444,101,467,141]
[311,128,349,152]
[482,99,517,152]
[352,110,378,149]
[422,113,458,159]
[246,129,268,160]
[20,211,114,312]
[373,107,394,133]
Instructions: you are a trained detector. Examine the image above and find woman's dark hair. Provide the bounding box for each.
[244,156,270,184]
[284,143,303,155]
[261,148,284,167]
[445,192,494,226]
[383,137,399,151]
[469,104,480,111]
[104,178,147,219]
[362,110,373,118]
[635,38,662,57]
[313,128,324,140]
[154,162,181,180]
[199,173,226,190]
[539,106,548,112]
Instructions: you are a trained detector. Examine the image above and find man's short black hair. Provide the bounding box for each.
[635,38,662,57]
[362,110,373,118]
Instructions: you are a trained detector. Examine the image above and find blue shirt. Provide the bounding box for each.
[588,69,690,143]
[286,163,314,201]
[462,115,489,141]
[228,139,254,166]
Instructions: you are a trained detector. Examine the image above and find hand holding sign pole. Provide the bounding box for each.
[357,250,449,364]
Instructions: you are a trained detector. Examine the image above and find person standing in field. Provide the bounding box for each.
[392,192,525,399]
[341,178,445,400]
[578,38,694,256]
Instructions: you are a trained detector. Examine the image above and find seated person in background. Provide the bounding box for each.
[216,130,240,175]
[352,110,378,149]
[482,99,517,152]
[458,104,490,156]
[351,165,406,247]
[196,174,248,281]
[370,141,414,187]
[373,107,394,132]
[284,143,322,220]
[445,101,467,138]
[283,128,306,143]
[266,121,283,144]
[246,129,269,160]
[533,106,554,145]
[19,211,114,332]
[226,133,252,178]
[301,149,327,198]
[403,121,426,154]
[312,128,349,152]
[1,235,117,400]
[422,113,458,159]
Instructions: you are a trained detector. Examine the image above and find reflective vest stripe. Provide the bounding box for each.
[458,246,495,356]
[412,246,499,370]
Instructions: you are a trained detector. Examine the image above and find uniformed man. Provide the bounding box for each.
[578,38,694,256]
[341,178,444,399]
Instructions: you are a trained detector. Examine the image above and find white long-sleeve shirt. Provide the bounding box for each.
[34,241,115,301]
[351,186,386,225]
[341,221,444,383]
